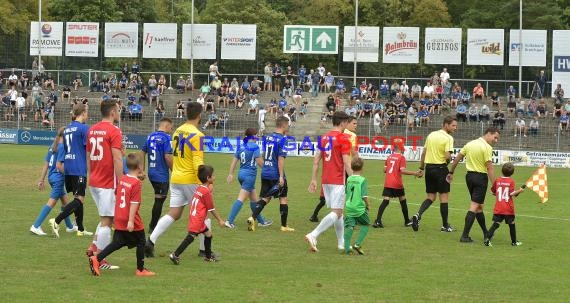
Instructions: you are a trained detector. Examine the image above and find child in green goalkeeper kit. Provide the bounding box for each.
[344,157,370,255]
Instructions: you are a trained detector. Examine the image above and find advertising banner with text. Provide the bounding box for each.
[104,22,139,58]
[65,22,99,57]
[182,24,217,60]
[143,23,178,59]
[30,22,64,56]
[424,28,462,65]
[509,30,547,67]
[467,29,504,66]
[382,27,420,64]
[552,30,570,98]
[343,26,380,62]
[221,24,257,60]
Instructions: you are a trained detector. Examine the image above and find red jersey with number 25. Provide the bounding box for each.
[87,121,123,188]
[384,153,406,189]
[114,174,143,231]
[187,185,215,233]
[491,177,516,215]
[320,130,350,185]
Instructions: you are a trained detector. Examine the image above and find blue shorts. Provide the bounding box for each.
[238,172,256,192]
[49,180,66,200]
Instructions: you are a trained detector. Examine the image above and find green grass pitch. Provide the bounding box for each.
[1,144,569,302]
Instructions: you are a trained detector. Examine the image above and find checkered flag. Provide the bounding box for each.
[525,164,549,203]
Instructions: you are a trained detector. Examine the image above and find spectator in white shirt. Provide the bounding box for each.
[440,68,450,83]
[514,117,528,137]
[373,110,382,134]
[247,94,259,115]
[529,117,539,136]
[258,105,267,136]
[479,104,490,122]
[423,82,434,98]
[400,80,409,97]
[16,93,27,121]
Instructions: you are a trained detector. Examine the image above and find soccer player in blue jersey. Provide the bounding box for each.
[141,118,174,233]
[30,127,75,236]
[225,128,272,228]
[49,104,92,237]
[247,117,294,232]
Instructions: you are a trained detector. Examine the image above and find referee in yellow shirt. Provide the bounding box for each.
[448,126,500,243]
[412,116,457,232]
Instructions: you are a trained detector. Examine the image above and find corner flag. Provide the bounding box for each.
[525,164,549,203]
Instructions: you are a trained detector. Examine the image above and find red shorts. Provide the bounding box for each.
[188,217,208,234]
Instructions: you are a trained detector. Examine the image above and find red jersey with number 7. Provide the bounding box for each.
[114,174,143,231]
[320,130,350,185]
[87,121,123,188]
[187,185,215,233]
[384,153,406,189]
[491,177,516,215]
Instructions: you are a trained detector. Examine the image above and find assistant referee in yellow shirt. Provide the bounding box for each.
[448,126,500,243]
[412,116,457,232]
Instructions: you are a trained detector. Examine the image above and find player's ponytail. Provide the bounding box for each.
[51,127,65,153]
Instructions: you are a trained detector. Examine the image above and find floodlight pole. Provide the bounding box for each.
[353,0,358,86]
[38,0,42,74]
[518,0,522,99]
[190,0,195,87]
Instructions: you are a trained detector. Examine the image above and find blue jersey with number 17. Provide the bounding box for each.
[142,131,173,183]
[261,132,287,180]
[63,120,89,176]
[235,141,260,176]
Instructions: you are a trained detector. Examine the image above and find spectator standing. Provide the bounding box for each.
[264,62,273,92]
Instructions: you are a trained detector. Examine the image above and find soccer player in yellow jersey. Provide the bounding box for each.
[412,116,457,232]
[448,126,500,243]
[146,102,209,257]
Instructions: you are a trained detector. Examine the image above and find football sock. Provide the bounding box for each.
[204,235,213,258]
[440,203,449,227]
[96,226,112,251]
[75,203,84,231]
[62,207,74,230]
[509,224,517,243]
[149,197,166,231]
[311,212,336,238]
[136,241,145,271]
[250,202,266,224]
[334,215,344,247]
[280,204,288,227]
[376,199,390,222]
[251,200,267,219]
[399,199,410,222]
[96,238,123,262]
[33,204,52,228]
[55,199,80,224]
[174,233,195,257]
[312,196,326,217]
[355,225,369,247]
[93,223,101,244]
[475,212,488,237]
[227,200,243,224]
[199,219,211,251]
[487,222,500,240]
[417,199,433,219]
[344,226,354,252]
[461,211,476,238]
[149,214,175,244]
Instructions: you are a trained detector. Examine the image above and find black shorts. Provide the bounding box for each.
[383,187,405,198]
[492,214,515,224]
[151,181,169,196]
[260,178,288,199]
[466,172,488,204]
[65,175,87,196]
[425,164,450,194]
[112,230,146,249]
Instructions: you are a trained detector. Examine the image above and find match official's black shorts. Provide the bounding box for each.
[466,172,488,204]
[492,214,515,224]
[260,178,288,199]
[151,181,169,197]
[112,230,146,249]
[382,187,405,198]
[65,175,86,196]
[425,164,450,194]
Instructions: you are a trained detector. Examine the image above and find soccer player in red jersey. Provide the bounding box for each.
[86,99,124,269]
[373,142,421,228]
[306,111,352,252]
[485,163,526,247]
[169,165,225,264]
[89,153,155,276]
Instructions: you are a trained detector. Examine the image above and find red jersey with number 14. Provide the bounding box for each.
[384,153,407,189]
[320,130,350,185]
[87,121,123,188]
[491,177,516,215]
[187,185,215,233]
[114,174,143,231]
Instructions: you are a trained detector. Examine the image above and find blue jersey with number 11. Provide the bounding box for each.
[63,121,89,176]
[142,131,173,183]
[261,133,287,180]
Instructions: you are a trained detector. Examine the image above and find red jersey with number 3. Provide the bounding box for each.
[320,130,350,185]
[114,174,143,231]
[384,153,406,189]
[491,177,516,215]
[187,185,215,233]
[87,121,123,188]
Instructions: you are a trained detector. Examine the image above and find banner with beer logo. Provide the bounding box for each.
[343,26,380,62]
[182,24,217,60]
[65,22,99,57]
[221,24,257,60]
[104,22,138,58]
[143,23,178,59]
[467,29,504,66]
[30,22,64,56]
[382,27,420,63]
[424,28,462,65]
[552,30,570,97]
[509,30,547,67]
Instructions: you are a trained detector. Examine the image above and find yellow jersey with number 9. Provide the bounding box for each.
[170,123,204,184]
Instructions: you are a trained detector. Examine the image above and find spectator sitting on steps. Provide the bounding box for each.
[493,110,506,130]
[202,110,219,130]
[456,102,467,122]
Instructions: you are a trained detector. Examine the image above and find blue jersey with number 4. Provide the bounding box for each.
[46,143,65,183]
[142,131,173,183]
[235,141,260,177]
[63,121,89,176]
[261,133,287,180]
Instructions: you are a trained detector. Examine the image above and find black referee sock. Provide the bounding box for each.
[312,196,326,217]
[475,212,488,237]
[487,222,500,240]
[174,233,195,257]
[75,202,85,231]
[440,203,449,227]
[461,211,476,238]
[509,224,517,243]
[280,204,289,227]
[417,199,433,219]
[399,199,410,223]
[149,197,166,231]
[251,200,267,219]
[55,199,80,224]
[376,199,390,223]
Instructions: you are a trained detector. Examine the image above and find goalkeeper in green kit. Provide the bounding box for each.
[343,157,370,255]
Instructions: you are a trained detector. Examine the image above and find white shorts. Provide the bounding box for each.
[89,187,116,217]
[322,184,345,209]
[170,184,198,207]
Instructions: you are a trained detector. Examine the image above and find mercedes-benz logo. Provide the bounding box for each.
[20,131,31,143]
